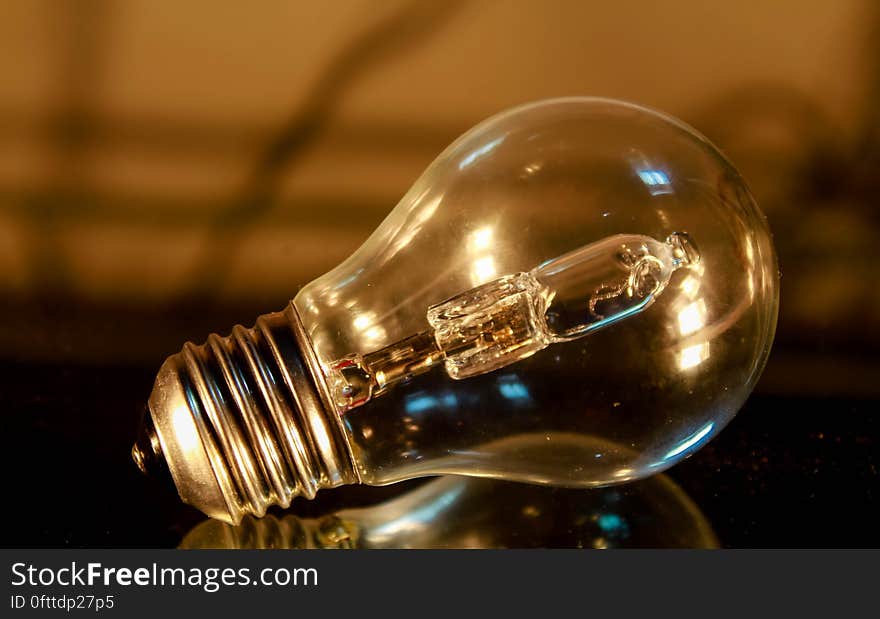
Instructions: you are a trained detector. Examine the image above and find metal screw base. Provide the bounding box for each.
[134,303,357,524]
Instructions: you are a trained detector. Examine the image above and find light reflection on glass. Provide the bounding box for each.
[351,311,387,345]
[745,238,755,266]
[597,513,626,534]
[679,342,710,370]
[470,226,494,251]
[387,194,443,257]
[521,161,543,177]
[362,326,386,344]
[679,275,701,298]
[458,137,504,170]
[405,391,458,415]
[678,299,707,336]
[353,314,372,330]
[333,268,364,291]
[497,376,531,402]
[180,473,718,549]
[636,169,673,195]
[662,421,715,461]
[365,484,466,545]
[471,255,497,285]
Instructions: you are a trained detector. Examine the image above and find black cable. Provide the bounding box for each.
[178,0,467,306]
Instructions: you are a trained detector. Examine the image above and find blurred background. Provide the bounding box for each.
[1,0,877,547]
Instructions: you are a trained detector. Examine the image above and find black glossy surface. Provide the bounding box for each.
[1,354,876,548]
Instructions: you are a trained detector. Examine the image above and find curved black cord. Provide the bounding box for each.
[178,0,467,306]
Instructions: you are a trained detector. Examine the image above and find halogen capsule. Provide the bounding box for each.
[329,232,699,403]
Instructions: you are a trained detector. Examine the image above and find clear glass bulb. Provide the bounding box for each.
[134,98,778,524]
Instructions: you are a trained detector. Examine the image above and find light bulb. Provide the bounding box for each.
[179,473,718,549]
[133,97,778,524]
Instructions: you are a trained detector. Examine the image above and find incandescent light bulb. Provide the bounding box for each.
[133,98,778,524]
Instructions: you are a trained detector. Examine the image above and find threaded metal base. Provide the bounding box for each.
[134,304,357,524]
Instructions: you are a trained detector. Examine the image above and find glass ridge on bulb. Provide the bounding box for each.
[132,97,779,524]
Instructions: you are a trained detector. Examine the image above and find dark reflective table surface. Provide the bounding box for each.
[179,473,719,549]
[1,350,876,547]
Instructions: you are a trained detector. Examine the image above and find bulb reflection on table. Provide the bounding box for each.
[180,473,717,549]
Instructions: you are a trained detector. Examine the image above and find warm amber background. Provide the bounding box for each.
[2,0,878,393]
[0,1,878,547]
